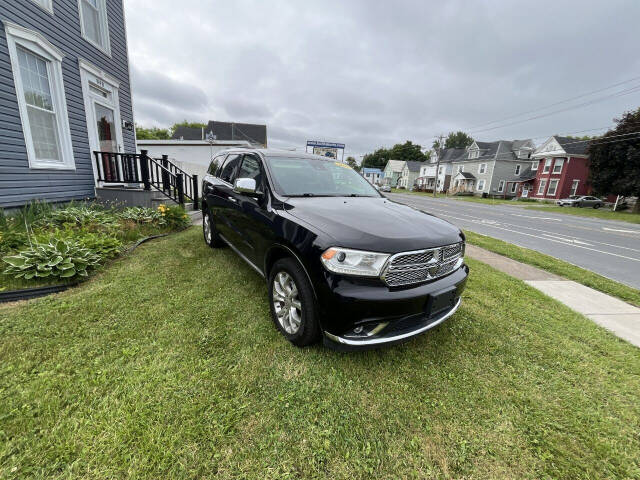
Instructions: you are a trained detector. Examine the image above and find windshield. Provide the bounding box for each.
[266,156,380,197]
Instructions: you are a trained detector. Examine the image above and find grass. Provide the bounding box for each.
[1,227,640,479]
[465,230,640,307]
[525,205,640,224]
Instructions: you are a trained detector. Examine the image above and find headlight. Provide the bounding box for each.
[320,247,390,277]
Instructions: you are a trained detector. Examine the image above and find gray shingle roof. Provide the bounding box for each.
[438,148,466,163]
[171,126,203,140]
[205,121,267,146]
[555,136,589,155]
[404,160,424,172]
[456,171,476,180]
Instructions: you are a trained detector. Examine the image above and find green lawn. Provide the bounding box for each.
[465,230,640,307]
[1,227,640,479]
[525,205,640,224]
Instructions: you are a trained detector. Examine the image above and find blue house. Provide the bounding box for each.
[361,167,383,185]
[0,0,136,208]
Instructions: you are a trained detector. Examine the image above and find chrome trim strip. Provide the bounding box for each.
[219,234,265,278]
[324,297,462,346]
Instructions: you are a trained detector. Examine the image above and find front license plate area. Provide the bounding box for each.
[427,288,457,316]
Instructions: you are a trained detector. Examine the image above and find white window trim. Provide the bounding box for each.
[531,160,539,171]
[469,150,479,159]
[497,180,505,192]
[537,179,547,195]
[3,22,75,170]
[570,179,580,195]
[510,183,517,194]
[78,0,111,56]
[477,179,485,191]
[515,164,521,175]
[553,158,564,174]
[478,163,486,174]
[543,158,552,173]
[30,0,54,14]
[547,179,559,196]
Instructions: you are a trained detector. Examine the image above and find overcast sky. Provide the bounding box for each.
[124,0,640,158]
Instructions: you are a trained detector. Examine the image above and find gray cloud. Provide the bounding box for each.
[125,0,640,156]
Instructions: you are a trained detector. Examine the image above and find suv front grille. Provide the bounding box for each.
[381,242,464,287]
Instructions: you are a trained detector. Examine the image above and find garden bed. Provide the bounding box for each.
[0,201,190,293]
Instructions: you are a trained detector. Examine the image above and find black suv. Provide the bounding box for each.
[201,148,468,350]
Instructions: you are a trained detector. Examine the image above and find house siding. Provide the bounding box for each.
[451,159,494,193]
[531,156,590,199]
[0,0,135,208]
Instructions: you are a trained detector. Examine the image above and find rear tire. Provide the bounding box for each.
[203,209,224,248]
[268,258,320,347]
[594,203,602,209]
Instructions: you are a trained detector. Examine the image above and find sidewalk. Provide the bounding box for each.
[466,244,640,347]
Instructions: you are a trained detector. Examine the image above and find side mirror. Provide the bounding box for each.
[234,177,259,196]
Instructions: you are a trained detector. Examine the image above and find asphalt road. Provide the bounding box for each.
[387,193,640,289]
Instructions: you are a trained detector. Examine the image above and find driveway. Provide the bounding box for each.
[387,193,640,289]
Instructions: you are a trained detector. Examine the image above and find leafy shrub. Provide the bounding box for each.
[0,229,29,255]
[41,206,119,229]
[3,239,102,280]
[157,204,191,230]
[9,200,53,229]
[77,233,123,259]
[118,207,162,224]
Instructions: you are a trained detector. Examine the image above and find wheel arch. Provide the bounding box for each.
[264,243,318,299]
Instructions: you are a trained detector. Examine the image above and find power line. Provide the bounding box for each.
[465,74,640,130]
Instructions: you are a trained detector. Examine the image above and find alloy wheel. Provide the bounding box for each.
[272,271,302,334]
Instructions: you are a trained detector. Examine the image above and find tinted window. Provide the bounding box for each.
[219,154,241,183]
[237,155,263,189]
[208,154,226,175]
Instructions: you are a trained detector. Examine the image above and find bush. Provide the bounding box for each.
[76,233,123,259]
[3,239,103,280]
[157,204,191,230]
[0,229,29,255]
[40,205,118,229]
[118,207,162,224]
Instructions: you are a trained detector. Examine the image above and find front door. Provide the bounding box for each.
[79,61,124,184]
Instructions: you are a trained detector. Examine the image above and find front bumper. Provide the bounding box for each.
[318,264,469,350]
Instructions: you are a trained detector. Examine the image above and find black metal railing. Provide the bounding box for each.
[93,150,198,209]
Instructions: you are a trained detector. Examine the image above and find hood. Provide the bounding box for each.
[284,196,463,253]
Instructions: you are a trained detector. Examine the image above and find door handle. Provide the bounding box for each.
[228,196,237,203]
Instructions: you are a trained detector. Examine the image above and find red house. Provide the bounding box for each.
[526,136,590,200]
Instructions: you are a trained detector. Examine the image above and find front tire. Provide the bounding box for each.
[594,203,602,209]
[203,209,224,248]
[268,258,320,347]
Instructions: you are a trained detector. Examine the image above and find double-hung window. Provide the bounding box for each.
[553,158,564,174]
[542,158,552,173]
[478,163,486,174]
[537,179,547,195]
[531,160,539,171]
[79,0,110,54]
[4,22,75,169]
[547,179,559,196]
[515,164,521,175]
[497,180,505,192]
[477,179,485,191]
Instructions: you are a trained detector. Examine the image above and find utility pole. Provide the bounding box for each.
[434,134,444,198]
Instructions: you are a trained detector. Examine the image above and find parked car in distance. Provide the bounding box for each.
[380,184,391,192]
[557,195,604,208]
[201,148,468,350]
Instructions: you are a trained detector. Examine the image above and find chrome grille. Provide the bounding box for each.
[381,242,464,287]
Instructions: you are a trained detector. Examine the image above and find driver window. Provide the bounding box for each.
[219,154,241,183]
[237,155,264,190]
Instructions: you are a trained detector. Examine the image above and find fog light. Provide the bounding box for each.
[353,326,364,334]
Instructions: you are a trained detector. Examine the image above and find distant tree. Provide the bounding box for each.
[440,131,474,150]
[171,120,207,133]
[345,156,360,171]
[361,140,429,169]
[588,107,640,213]
[135,125,170,140]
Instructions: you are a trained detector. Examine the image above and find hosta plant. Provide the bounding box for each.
[40,206,119,229]
[118,207,162,224]
[3,239,103,280]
